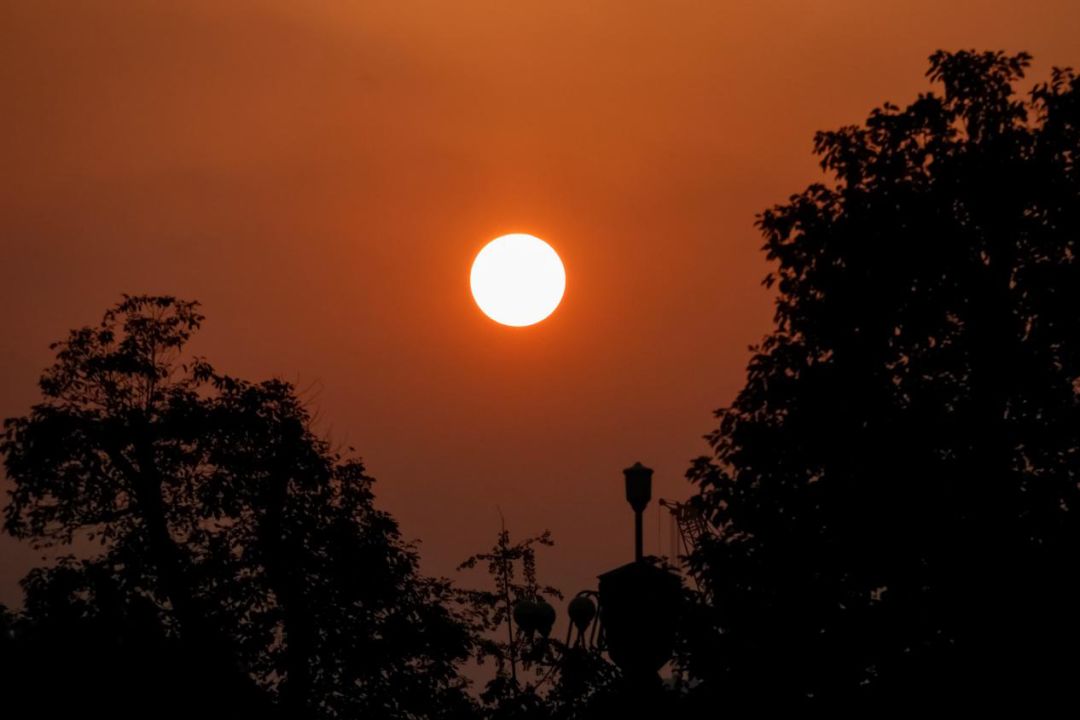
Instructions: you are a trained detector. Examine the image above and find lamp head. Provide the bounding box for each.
[623,462,653,514]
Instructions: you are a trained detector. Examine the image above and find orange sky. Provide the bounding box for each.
[2,1,1079,607]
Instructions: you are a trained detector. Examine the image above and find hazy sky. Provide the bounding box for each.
[3,1,1079,607]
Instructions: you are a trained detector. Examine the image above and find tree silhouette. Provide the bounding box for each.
[457,526,620,720]
[686,51,1080,709]
[458,528,561,692]
[2,295,477,719]
[1,557,278,718]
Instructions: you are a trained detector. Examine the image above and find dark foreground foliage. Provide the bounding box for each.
[686,50,1080,711]
[1,296,476,719]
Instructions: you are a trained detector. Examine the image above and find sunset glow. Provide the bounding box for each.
[4,4,1080,711]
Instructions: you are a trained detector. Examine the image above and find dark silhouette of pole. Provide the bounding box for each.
[623,462,653,563]
[634,512,643,562]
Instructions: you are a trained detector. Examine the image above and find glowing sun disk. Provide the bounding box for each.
[470,234,566,327]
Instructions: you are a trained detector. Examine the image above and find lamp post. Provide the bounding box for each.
[599,462,683,694]
[623,462,652,563]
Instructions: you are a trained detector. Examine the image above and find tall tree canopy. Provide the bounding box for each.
[687,51,1080,708]
[2,296,477,719]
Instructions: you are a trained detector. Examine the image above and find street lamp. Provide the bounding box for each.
[623,462,653,563]
[600,462,684,690]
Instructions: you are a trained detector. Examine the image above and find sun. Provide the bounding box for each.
[470,234,566,327]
